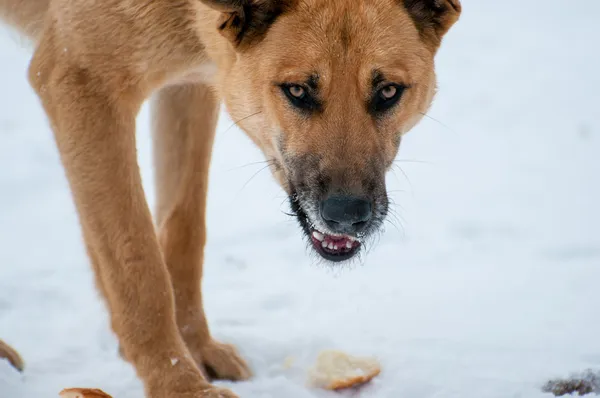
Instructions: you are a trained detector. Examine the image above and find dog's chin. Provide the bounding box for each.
[290,197,362,263]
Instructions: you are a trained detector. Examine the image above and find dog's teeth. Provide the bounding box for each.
[346,241,353,249]
[322,241,328,248]
[312,231,324,241]
[334,245,338,250]
[328,242,335,250]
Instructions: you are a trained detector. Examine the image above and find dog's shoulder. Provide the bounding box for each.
[32,0,220,97]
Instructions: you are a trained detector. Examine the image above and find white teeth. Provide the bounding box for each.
[312,231,325,241]
[313,230,358,252]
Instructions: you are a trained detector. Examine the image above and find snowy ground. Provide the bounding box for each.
[1,1,599,397]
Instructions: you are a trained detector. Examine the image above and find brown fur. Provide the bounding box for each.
[0,339,24,371]
[0,0,460,396]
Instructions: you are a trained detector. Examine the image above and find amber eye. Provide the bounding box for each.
[370,83,405,114]
[281,84,320,112]
[288,85,306,98]
[380,85,397,100]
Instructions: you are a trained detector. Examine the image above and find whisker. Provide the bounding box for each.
[385,218,403,236]
[222,111,263,135]
[387,203,405,221]
[278,195,290,206]
[393,159,433,165]
[387,189,408,195]
[391,164,414,194]
[386,208,406,235]
[387,197,407,214]
[233,163,273,200]
[226,159,276,172]
[362,229,383,257]
[279,195,296,217]
[419,112,459,136]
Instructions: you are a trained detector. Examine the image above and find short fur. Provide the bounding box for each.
[0,0,460,396]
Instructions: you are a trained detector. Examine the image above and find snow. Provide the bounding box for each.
[1,1,600,397]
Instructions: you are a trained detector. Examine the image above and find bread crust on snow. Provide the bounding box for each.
[308,350,381,390]
[59,388,112,398]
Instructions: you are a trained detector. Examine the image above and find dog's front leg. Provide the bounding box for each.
[28,43,238,398]
[151,84,251,382]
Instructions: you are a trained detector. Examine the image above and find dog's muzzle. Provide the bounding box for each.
[290,191,386,262]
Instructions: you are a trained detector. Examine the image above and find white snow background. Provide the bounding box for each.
[1,1,599,397]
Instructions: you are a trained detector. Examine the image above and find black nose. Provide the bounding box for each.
[321,195,372,233]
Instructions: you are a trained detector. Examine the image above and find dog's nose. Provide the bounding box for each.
[321,195,372,233]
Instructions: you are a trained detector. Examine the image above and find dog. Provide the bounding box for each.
[0,0,461,396]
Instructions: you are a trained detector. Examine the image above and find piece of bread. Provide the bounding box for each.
[307,350,381,391]
[59,388,113,398]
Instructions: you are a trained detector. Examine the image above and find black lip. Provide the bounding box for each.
[289,195,361,262]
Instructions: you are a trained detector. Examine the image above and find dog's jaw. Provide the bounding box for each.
[310,229,361,262]
[289,193,364,262]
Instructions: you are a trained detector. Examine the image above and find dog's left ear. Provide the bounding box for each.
[200,0,294,49]
[402,0,462,49]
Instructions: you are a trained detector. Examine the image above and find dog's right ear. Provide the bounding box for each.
[402,0,462,49]
[200,0,294,49]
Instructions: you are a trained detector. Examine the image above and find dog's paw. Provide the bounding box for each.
[159,385,239,398]
[147,373,240,398]
[117,336,250,382]
[198,386,240,398]
[199,339,251,382]
[0,339,24,371]
[148,385,239,398]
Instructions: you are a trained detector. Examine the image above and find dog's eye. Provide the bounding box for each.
[288,85,305,99]
[380,85,397,100]
[281,84,320,112]
[370,84,405,114]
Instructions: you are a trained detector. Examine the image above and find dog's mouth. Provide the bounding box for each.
[290,196,362,262]
[310,228,361,262]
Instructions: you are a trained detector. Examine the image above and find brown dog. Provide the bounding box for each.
[0,0,461,396]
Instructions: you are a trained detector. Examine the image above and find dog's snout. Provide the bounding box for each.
[320,195,372,233]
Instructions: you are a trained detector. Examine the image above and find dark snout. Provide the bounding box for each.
[284,152,388,261]
[321,195,372,235]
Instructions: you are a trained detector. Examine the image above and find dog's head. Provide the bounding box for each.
[200,0,461,262]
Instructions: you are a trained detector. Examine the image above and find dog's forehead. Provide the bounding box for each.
[263,0,428,83]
